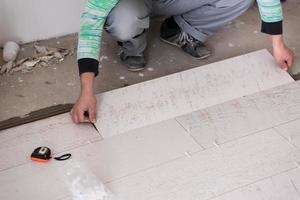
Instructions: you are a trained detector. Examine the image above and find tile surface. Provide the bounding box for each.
[0,50,299,200]
[274,118,300,150]
[106,130,300,200]
[176,81,300,148]
[0,119,201,199]
[0,161,118,200]
[64,119,202,183]
[212,168,300,200]
[96,50,294,137]
[0,113,100,171]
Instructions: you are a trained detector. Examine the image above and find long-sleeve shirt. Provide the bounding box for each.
[77,0,284,76]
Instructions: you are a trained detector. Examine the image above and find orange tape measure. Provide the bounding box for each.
[31,146,71,163]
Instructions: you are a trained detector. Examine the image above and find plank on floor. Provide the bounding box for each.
[0,160,118,200]
[212,168,300,200]
[62,119,202,183]
[176,81,300,149]
[0,113,100,171]
[274,118,300,150]
[96,50,293,138]
[106,129,300,200]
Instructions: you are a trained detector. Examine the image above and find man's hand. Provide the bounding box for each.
[272,35,294,71]
[71,92,97,124]
[70,72,97,124]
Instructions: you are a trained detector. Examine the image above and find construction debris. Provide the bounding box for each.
[0,44,73,75]
[0,61,14,74]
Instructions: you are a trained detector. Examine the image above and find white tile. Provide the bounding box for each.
[106,130,300,200]
[0,161,118,200]
[0,120,201,200]
[0,113,100,171]
[176,81,300,148]
[95,50,293,137]
[61,119,202,183]
[212,168,300,200]
[290,168,300,195]
[274,118,300,149]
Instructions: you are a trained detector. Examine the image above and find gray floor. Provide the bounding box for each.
[0,2,299,122]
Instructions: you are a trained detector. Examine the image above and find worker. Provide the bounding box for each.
[71,0,294,124]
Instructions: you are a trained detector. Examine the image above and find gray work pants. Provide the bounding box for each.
[105,0,254,56]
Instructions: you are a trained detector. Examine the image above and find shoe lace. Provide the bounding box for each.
[178,32,194,46]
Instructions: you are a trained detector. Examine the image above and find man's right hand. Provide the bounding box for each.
[272,35,294,71]
[71,92,97,124]
[70,72,97,124]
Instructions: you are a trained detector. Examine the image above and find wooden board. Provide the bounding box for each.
[0,103,73,131]
[95,50,294,138]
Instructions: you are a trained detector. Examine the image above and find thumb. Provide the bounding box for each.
[287,56,293,68]
[88,106,97,124]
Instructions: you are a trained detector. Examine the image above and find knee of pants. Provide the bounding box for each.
[105,1,150,42]
[106,17,145,41]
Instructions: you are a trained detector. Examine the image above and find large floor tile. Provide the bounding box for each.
[106,129,300,200]
[274,118,300,150]
[0,113,100,171]
[95,50,293,137]
[176,81,300,148]
[68,119,202,183]
[212,168,300,200]
[0,160,118,200]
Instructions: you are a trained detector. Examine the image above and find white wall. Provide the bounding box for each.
[0,0,86,46]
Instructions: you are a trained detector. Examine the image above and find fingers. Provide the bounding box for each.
[74,113,79,124]
[70,107,84,124]
[70,109,77,124]
[70,108,80,124]
[77,109,85,123]
[273,42,294,71]
[279,60,289,71]
[279,53,293,71]
[70,94,97,124]
[71,107,96,124]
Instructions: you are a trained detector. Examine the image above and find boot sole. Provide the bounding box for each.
[160,37,211,60]
[120,58,146,72]
[127,67,146,72]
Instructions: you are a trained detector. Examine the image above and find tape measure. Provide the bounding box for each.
[31,146,71,163]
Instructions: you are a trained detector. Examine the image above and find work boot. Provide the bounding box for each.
[160,17,211,59]
[120,52,146,72]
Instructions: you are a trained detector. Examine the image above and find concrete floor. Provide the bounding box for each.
[0,1,299,122]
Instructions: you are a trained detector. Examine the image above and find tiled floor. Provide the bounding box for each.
[0,51,299,200]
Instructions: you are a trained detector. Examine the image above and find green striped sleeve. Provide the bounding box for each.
[77,0,119,61]
[257,0,283,23]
